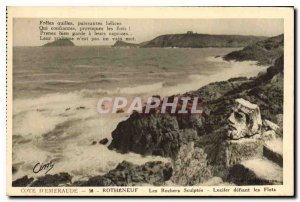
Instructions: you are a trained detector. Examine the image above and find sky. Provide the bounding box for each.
[13,18,284,46]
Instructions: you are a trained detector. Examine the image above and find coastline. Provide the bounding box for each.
[12,57,270,184]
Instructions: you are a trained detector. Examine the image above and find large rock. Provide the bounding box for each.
[99,138,109,145]
[108,113,203,158]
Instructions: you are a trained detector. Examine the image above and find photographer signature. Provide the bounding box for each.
[33,161,54,175]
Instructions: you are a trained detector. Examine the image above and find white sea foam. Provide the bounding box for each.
[53,145,169,182]
[13,111,65,138]
[265,138,283,155]
[12,88,169,181]
[242,159,283,182]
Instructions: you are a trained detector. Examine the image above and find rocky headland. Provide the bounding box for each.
[223,34,283,65]
[43,39,75,47]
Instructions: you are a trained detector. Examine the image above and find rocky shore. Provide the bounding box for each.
[106,54,284,185]
[13,161,172,187]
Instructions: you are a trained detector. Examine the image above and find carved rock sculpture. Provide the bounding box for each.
[227,98,262,140]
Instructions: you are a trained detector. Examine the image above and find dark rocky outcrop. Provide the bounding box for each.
[13,161,172,187]
[30,172,72,187]
[108,113,204,159]
[43,39,75,47]
[224,34,283,65]
[99,138,109,145]
[12,176,34,187]
[143,33,266,48]
[74,161,172,186]
[12,173,72,187]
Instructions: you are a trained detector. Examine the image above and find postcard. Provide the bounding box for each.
[6,6,294,196]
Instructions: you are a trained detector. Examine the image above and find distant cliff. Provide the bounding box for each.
[224,34,283,65]
[142,33,266,48]
[43,39,75,47]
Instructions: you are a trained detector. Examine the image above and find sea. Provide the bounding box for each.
[12,46,268,182]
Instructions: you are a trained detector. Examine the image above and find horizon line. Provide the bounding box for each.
[13,32,284,47]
